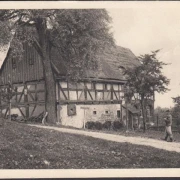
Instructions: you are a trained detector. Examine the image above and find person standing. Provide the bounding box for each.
[163,109,174,142]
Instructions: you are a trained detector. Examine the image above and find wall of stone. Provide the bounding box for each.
[59,103,123,128]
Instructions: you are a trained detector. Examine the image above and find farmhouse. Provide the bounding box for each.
[0,43,154,128]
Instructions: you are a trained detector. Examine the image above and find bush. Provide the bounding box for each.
[85,121,95,129]
[85,121,103,130]
[7,114,18,121]
[94,122,103,130]
[12,114,18,121]
[103,121,112,130]
[112,121,123,130]
[27,112,44,123]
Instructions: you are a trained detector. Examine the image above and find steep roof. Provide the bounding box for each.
[0,43,139,85]
[52,45,140,81]
[90,46,139,80]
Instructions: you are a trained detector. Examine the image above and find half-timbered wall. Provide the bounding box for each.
[0,81,45,119]
[0,78,154,129]
[56,80,126,128]
[0,43,45,119]
[57,81,125,104]
[56,80,154,128]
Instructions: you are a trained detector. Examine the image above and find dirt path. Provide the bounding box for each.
[29,124,180,153]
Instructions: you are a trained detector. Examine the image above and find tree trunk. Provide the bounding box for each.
[141,96,146,133]
[43,56,57,124]
[126,101,129,131]
[35,18,57,124]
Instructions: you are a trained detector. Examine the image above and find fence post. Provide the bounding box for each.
[126,102,129,131]
[9,99,11,121]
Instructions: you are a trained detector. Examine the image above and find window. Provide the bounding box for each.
[67,104,76,116]
[105,110,109,114]
[28,46,34,65]
[12,58,16,69]
[117,110,121,118]
[118,66,126,75]
[93,111,97,115]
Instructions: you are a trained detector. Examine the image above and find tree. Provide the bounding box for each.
[154,106,169,126]
[172,96,180,105]
[0,10,114,123]
[172,96,180,126]
[171,105,180,126]
[0,81,16,123]
[125,50,170,132]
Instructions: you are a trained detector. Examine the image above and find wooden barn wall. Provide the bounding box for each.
[0,44,44,85]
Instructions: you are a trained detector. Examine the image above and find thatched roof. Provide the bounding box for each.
[52,45,140,82]
[0,43,139,85]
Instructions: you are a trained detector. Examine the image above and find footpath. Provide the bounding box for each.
[29,124,180,153]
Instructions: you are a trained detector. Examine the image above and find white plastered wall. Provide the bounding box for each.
[59,103,123,128]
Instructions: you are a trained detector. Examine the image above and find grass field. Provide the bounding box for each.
[0,121,180,169]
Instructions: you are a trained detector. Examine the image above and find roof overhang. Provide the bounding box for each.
[122,104,140,114]
[56,76,127,84]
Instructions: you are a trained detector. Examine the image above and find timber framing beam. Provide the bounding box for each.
[58,100,122,105]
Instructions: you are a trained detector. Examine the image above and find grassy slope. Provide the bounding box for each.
[0,121,180,169]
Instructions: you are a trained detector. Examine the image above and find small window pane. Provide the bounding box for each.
[117,110,121,118]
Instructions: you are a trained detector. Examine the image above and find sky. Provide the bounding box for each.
[108,7,180,108]
[0,3,180,108]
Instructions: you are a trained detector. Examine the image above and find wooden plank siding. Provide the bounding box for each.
[0,44,44,85]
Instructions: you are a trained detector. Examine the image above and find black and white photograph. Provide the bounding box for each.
[0,1,179,178]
